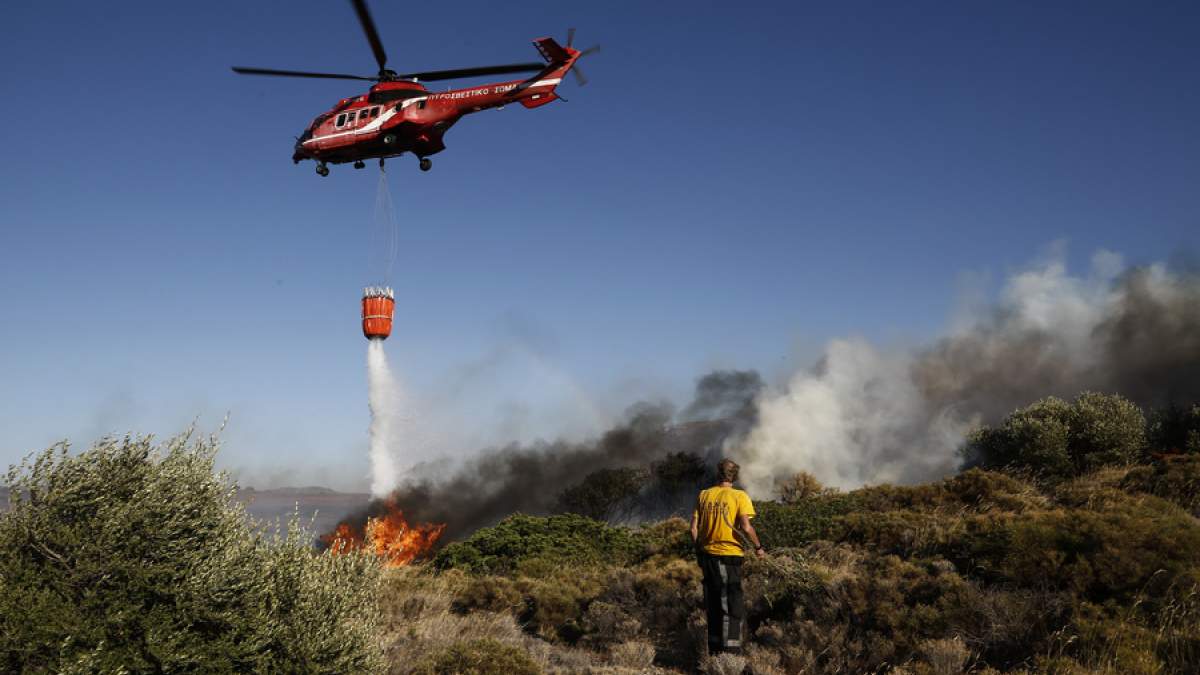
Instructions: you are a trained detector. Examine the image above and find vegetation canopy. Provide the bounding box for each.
[0,431,383,673]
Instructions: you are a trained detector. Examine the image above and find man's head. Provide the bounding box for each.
[717,459,740,484]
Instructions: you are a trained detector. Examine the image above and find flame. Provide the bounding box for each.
[322,499,446,567]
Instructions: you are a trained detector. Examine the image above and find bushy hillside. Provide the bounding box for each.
[379,395,1200,674]
[4,394,1198,673]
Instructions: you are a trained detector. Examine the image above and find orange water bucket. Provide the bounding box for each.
[362,287,395,340]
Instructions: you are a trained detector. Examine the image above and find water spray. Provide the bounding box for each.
[363,169,403,497]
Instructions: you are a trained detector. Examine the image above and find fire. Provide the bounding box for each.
[322,499,446,567]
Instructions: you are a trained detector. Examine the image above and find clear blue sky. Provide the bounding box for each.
[2,1,1197,489]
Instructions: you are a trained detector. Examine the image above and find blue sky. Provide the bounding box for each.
[2,1,1197,489]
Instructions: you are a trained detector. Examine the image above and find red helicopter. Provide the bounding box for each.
[233,0,598,176]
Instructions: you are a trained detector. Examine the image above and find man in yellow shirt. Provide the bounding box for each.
[691,458,765,655]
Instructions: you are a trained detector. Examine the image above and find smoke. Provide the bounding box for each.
[367,340,406,497]
[731,250,1200,496]
[680,370,763,425]
[339,247,1198,543]
[345,371,761,542]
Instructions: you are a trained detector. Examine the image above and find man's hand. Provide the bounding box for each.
[754,546,767,560]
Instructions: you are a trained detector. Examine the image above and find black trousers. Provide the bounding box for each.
[697,551,745,654]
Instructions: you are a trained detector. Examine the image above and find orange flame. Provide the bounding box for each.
[322,499,446,567]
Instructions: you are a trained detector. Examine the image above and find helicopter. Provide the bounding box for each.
[233,0,598,176]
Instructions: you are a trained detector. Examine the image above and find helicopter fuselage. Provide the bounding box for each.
[293,47,576,168]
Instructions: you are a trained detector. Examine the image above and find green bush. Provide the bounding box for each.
[412,639,540,675]
[432,513,643,575]
[0,432,383,673]
[968,396,1073,476]
[753,493,863,548]
[1068,392,1146,470]
[967,393,1146,477]
[636,516,695,559]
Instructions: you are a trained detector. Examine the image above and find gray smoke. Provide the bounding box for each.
[732,251,1200,496]
[681,370,764,424]
[336,249,1199,542]
[343,371,761,543]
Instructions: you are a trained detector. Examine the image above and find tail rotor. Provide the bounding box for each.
[565,27,600,86]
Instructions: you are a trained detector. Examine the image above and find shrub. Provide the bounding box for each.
[833,509,959,558]
[700,652,748,675]
[752,493,863,548]
[609,639,656,669]
[967,393,1146,477]
[775,471,831,504]
[1147,404,1200,455]
[411,638,540,675]
[967,396,1073,476]
[0,432,382,673]
[842,470,1045,517]
[956,496,1200,602]
[742,548,823,622]
[453,574,524,614]
[516,571,606,642]
[638,516,694,559]
[651,451,708,491]
[914,635,971,675]
[1068,392,1146,470]
[432,514,643,575]
[1121,455,1200,515]
[555,467,648,522]
[583,556,703,663]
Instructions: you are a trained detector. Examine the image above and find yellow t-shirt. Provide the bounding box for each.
[694,486,756,556]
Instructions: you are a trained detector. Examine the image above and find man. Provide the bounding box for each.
[691,458,765,655]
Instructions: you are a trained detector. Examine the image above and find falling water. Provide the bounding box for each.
[367,338,404,496]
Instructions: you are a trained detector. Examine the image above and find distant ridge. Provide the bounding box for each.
[1,484,370,543]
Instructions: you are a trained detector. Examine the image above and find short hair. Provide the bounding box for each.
[717,459,740,483]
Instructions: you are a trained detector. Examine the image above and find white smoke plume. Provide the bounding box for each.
[367,340,405,497]
[731,249,1200,497]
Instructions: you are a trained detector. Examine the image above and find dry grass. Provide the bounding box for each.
[379,566,692,674]
[699,652,747,675]
[916,636,971,674]
[609,640,656,670]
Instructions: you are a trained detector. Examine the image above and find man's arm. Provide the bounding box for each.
[736,513,766,558]
[690,510,699,544]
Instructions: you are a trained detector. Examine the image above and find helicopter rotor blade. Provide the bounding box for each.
[567,27,576,48]
[350,0,389,72]
[579,44,600,58]
[232,66,378,81]
[399,62,547,82]
[570,64,588,87]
